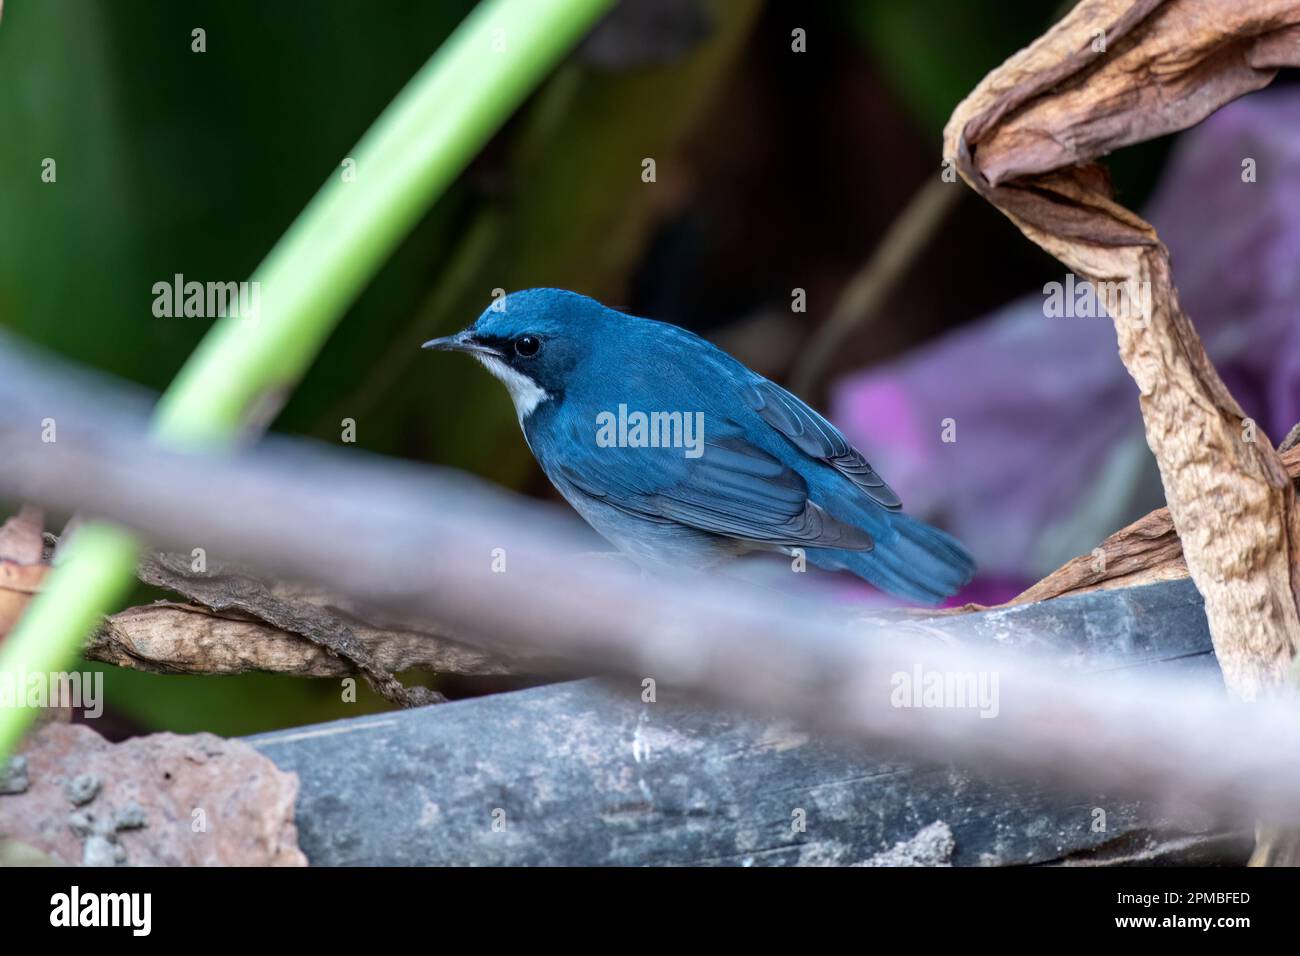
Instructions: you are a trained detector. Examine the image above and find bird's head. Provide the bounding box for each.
[422,288,612,419]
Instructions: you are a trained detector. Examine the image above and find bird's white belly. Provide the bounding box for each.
[553,479,750,571]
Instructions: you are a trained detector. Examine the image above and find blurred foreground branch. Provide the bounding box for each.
[3,343,1300,826]
[87,441,1300,683]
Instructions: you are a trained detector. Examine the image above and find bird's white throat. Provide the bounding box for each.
[473,354,550,420]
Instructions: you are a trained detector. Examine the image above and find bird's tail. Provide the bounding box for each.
[807,512,975,605]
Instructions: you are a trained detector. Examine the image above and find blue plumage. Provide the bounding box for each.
[423,288,975,604]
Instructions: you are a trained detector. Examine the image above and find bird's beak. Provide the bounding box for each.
[420,330,502,357]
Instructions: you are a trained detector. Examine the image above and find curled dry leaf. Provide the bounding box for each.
[943,0,1300,700]
[944,0,1300,864]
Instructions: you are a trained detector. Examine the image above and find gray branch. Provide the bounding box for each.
[3,336,1300,828]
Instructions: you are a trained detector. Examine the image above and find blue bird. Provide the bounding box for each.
[423,289,974,604]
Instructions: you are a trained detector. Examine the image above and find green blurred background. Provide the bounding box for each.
[0,0,1172,738]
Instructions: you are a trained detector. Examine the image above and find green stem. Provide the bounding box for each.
[0,0,613,761]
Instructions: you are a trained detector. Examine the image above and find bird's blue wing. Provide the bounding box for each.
[742,378,902,510]
[549,419,874,551]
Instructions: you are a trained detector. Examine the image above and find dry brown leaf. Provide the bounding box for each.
[944,0,1300,701]
[123,551,531,704]
[944,0,1300,865]
[89,600,512,679]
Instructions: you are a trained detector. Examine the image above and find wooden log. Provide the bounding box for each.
[251,578,1245,866]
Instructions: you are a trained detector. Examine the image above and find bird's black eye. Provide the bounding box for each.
[515,335,541,357]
